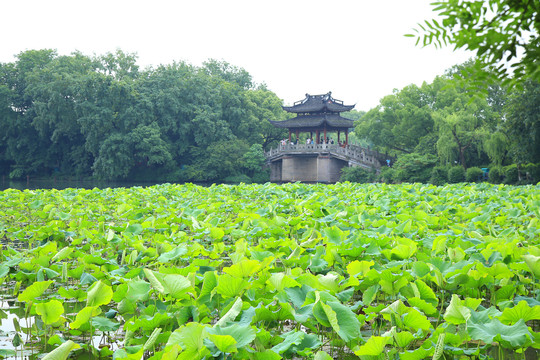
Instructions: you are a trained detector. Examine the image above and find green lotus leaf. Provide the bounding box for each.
[393,330,415,348]
[216,297,243,327]
[163,274,192,298]
[124,312,170,332]
[216,274,248,298]
[0,349,16,358]
[87,280,113,307]
[498,300,540,324]
[91,316,120,332]
[51,247,73,262]
[271,331,305,354]
[361,284,380,307]
[468,319,533,349]
[12,333,22,347]
[79,272,97,286]
[167,323,209,358]
[399,344,434,360]
[157,245,188,263]
[354,336,391,356]
[35,299,64,325]
[407,297,438,316]
[347,260,374,277]
[198,270,217,301]
[205,334,237,354]
[411,261,431,278]
[317,273,339,293]
[469,307,503,325]
[285,285,313,309]
[379,270,409,296]
[313,298,335,329]
[314,351,333,360]
[444,295,471,325]
[324,226,346,245]
[17,280,53,302]
[42,340,80,360]
[126,279,150,302]
[326,300,362,342]
[252,350,281,360]
[267,273,300,292]
[223,259,261,278]
[0,265,9,279]
[403,308,432,331]
[124,223,143,235]
[412,279,438,305]
[206,324,255,349]
[209,227,225,240]
[70,306,101,329]
[523,255,540,278]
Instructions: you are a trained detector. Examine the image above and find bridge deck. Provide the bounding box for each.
[265,144,385,169]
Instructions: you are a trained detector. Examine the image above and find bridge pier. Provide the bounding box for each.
[265,144,387,183]
[270,153,348,183]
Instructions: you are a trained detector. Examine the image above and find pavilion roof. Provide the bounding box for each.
[282,92,355,113]
[269,113,355,131]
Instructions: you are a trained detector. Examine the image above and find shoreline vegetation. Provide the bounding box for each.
[1,50,539,186]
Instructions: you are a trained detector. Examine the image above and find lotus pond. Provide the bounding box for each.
[0,182,539,360]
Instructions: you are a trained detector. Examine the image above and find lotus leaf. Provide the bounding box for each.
[42,340,80,360]
[498,300,540,324]
[223,259,261,278]
[86,280,113,307]
[69,306,101,329]
[35,299,64,325]
[91,316,120,331]
[468,318,533,349]
[216,297,242,327]
[444,295,471,325]
[354,335,391,356]
[17,280,53,302]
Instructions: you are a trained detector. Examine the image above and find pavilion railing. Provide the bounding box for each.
[265,144,387,168]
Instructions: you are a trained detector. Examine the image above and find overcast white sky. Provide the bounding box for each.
[1,0,471,111]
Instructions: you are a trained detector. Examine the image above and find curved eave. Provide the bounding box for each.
[283,102,355,113]
[268,114,355,129]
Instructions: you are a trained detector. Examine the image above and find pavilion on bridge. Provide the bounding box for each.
[269,92,355,145]
[265,92,386,183]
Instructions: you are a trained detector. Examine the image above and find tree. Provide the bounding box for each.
[504,80,540,164]
[433,84,494,169]
[355,83,435,155]
[412,1,540,86]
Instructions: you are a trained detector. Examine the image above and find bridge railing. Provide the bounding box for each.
[265,144,384,167]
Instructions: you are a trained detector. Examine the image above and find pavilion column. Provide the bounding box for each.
[337,130,341,143]
[345,129,349,145]
[295,130,299,143]
[324,126,327,144]
[316,130,320,144]
[288,130,291,143]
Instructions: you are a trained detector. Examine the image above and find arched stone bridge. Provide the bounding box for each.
[265,144,390,183]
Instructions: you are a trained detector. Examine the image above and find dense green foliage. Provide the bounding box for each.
[354,62,540,184]
[0,182,539,359]
[410,0,540,87]
[0,50,287,182]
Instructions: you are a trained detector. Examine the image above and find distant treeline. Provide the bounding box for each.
[0,50,288,183]
[347,61,540,185]
[1,51,539,185]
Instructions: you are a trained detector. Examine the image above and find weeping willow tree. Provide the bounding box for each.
[483,131,509,166]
